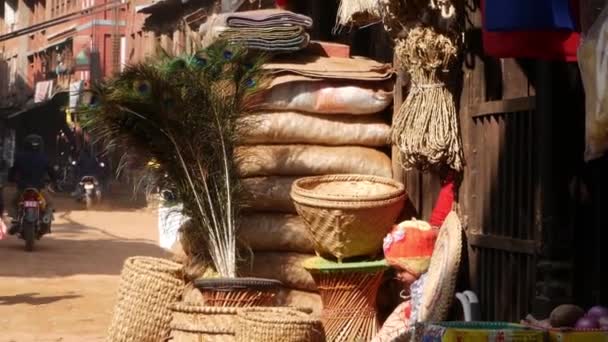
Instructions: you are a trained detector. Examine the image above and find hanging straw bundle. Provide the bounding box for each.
[392,26,464,171]
[336,0,382,30]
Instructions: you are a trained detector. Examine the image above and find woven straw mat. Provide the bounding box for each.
[237,307,326,342]
[107,256,184,342]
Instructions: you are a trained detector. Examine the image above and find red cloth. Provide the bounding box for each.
[275,0,288,7]
[481,0,581,61]
[429,175,455,228]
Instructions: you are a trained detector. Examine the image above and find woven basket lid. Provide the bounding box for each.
[416,211,463,323]
[302,256,388,273]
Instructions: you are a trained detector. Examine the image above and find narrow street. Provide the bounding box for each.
[0,190,168,342]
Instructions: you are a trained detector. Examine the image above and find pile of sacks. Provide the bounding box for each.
[200,9,313,52]
[237,51,394,316]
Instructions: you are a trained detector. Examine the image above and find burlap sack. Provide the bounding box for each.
[236,145,392,178]
[239,213,314,253]
[276,289,323,318]
[240,252,317,292]
[259,81,392,114]
[240,112,390,146]
[263,54,393,81]
[242,177,298,213]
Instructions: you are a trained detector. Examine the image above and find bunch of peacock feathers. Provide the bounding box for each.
[81,41,266,278]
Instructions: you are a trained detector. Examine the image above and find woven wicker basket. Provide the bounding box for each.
[194,277,283,307]
[291,174,406,261]
[236,307,326,342]
[169,303,239,342]
[107,256,185,342]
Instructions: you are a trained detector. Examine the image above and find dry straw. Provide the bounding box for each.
[236,307,326,342]
[392,26,464,171]
[107,257,185,342]
[336,0,382,29]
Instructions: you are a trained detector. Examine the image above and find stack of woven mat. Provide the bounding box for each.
[237,51,394,316]
[201,9,313,52]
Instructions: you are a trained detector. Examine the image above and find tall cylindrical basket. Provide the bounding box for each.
[107,256,185,342]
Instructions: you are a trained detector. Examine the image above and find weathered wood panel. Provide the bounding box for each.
[458,0,541,322]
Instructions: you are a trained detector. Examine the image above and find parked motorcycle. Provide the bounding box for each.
[77,176,102,209]
[14,188,52,251]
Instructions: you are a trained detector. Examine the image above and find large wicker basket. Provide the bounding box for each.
[107,256,185,342]
[169,303,239,342]
[291,174,406,261]
[236,307,326,342]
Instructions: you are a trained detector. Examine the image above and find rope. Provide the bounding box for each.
[392,27,464,172]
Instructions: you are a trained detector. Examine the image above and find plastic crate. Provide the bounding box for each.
[420,322,545,342]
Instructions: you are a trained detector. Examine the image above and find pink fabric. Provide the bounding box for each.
[0,220,7,240]
[34,80,53,103]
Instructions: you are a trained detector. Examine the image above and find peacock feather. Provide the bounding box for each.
[81,40,267,278]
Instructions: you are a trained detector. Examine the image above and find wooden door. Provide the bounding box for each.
[458,2,544,321]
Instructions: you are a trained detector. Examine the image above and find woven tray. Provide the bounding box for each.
[291,174,406,261]
[237,307,326,342]
[302,257,388,273]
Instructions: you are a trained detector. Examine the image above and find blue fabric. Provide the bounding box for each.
[12,151,52,190]
[485,0,576,31]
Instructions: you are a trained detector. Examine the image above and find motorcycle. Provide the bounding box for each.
[15,188,52,251]
[53,153,78,193]
[77,176,102,209]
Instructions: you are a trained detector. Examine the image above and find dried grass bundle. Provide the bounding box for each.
[336,0,382,29]
[392,26,463,171]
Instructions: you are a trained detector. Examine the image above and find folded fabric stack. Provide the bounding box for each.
[207,9,313,52]
[236,51,394,316]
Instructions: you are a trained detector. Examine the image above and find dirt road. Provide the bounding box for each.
[0,191,169,342]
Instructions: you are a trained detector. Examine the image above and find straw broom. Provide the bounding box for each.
[392,26,464,171]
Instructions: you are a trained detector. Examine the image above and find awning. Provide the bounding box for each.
[27,37,72,56]
[6,91,69,120]
[136,0,171,13]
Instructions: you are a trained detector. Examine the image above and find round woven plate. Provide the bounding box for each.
[417,211,463,322]
[194,277,283,291]
[302,256,388,273]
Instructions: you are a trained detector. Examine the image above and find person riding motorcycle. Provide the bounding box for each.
[8,134,56,234]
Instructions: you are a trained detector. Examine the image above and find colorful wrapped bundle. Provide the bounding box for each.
[420,322,544,342]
